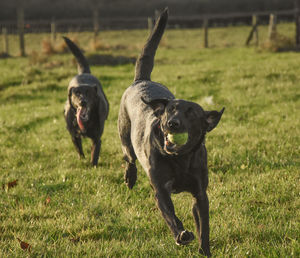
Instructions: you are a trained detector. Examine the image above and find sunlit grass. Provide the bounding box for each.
[0,23,299,256]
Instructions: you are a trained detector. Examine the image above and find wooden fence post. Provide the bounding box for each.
[253,15,259,46]
[93,8,99,42]
[17,5,25,56]
[245,15,259,46]
[268,14,277,40]
[295,0,300,46]
[203,18,209,48]
[154,10,160,22]
[2,27,9,55]
[148,17,153,32]
[51,17,56,44]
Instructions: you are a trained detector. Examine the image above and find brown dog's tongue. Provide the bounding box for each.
[76,108,85,131]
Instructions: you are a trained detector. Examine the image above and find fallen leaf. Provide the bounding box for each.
[17,238,31,252]
[8,180,18,189]
[3,180,18,191]
[70,237,80,243]
[45,196,51,205]
[240,164,247,170]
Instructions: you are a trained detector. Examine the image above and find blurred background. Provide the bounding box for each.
[0,0,296,32]
[0,0,299,57]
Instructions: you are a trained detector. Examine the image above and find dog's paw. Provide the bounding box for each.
[124,163,137,189]
[78,153,85,159]
[175,230,195,246]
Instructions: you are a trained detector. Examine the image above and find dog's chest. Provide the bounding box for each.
[166,170,198,194]
[166,157,201,194]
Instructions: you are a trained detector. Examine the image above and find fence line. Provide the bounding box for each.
[296,0,300,45]
[0,9,296,35]
[0,9,298,56]
[1,27,9,55]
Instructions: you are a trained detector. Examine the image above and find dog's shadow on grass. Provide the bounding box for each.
[86,54,136,66]
[40,182,72,194]
[81,225,150,242]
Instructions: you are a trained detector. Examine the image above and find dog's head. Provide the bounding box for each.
[143,97,224,155]
[69,85,98,131]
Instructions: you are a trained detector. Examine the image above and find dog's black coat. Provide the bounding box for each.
[118,8,224,256]
[63,37,109,166]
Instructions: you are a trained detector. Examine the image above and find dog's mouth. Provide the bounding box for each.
[76,107,89,131]
[163,132,189,155]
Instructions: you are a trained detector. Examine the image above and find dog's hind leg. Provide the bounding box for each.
[121,137,137,189]
[123,155,137,189]
[118,110,137,189]
[72,135,85,159]
[91,138,101,167]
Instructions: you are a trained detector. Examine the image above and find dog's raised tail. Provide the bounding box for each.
[134,7,168,81]
[63,36,91,74]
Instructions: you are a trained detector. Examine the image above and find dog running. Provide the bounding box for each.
[118,8,224,256]
[63,37,109,167]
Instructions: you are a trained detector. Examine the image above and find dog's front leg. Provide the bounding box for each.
[192,190,211,257]
[154,187,195,245]
[71,135,85,159]
[91,138,101,166]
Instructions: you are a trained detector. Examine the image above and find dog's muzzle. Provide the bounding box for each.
[163,132,189,155]
[76,107,89,131]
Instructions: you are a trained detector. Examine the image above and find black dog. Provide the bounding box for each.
[63,37,109,166]
[118,8,224,256]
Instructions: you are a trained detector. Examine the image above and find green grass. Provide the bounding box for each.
[0,23,299,257]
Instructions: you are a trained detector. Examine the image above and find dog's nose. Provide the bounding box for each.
[168,119,180,129]
[80,99,87,107]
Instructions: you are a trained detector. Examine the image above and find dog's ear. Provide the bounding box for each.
[68,87,76,110]
[141,97,169,117]
[205,107,225,132]
[68,87,74,101]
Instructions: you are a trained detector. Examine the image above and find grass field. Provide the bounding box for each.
[0,22,299,257]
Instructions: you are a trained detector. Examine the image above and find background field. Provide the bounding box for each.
[0,23,299,257]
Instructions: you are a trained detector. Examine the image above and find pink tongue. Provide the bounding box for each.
[76,108,85,131]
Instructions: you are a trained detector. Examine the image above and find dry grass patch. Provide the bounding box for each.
[261,33,296,52]
[41,37,80,55]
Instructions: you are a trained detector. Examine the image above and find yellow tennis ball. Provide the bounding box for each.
[167,133,188,146]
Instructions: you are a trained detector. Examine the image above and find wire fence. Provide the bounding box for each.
[0,8,298,57]
[0,9,295,34]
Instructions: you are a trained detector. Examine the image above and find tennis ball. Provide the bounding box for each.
[167,133,188,146]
